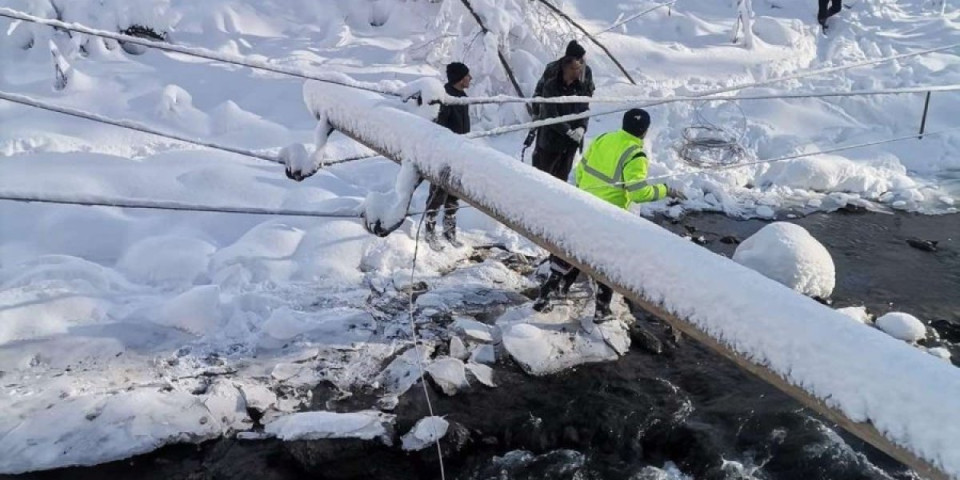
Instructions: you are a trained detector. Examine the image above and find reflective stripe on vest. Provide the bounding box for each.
[581,144,641,186]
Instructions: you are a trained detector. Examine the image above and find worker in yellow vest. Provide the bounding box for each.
[533,108,685,321]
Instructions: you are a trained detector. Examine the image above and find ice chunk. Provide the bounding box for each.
[203,381,250,431]
[469,344,496,364]
[264,411,394,444]
[449,336,469,360]
[876,312,927,343]
[425,357,469,395]
[453,316,495,343]
[733,222,835,298]
[466,362,496,387]
[401,416,449,451]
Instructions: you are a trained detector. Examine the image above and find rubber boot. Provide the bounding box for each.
[425,217,444,252]
[443,214,464,248]
[533,272,562,312]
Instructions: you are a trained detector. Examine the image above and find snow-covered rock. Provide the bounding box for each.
[836,306,872,324]
[733,222,836,298]
[264,411,395,445]
[147,285,222,336]
[400,416,449,451]
[425,357,469,395]
[116,235,215,287]
[876,312,927,343]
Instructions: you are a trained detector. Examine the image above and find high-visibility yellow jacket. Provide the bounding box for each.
[574,129,667,209]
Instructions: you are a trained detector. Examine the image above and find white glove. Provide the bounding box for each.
[566,127,585,143]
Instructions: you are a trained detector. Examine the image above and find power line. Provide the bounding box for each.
[0,7,401,98]
[658,125,960,182]
[438,84,960,106]
[578,125,960,192]
[465,41,960,138]
[0,90,284,165]
[0,191,360,218]
[0,191,476,219]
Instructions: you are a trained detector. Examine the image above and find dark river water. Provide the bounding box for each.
[12,212,959,480]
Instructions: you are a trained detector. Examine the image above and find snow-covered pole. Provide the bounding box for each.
[304,81,959,480]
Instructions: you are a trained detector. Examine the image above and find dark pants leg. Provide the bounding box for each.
[425,183,447,233]
[830,0,842,15]
[596,282,613,309]
[532,147,577,182]
[442,193,459,236]
[819,0,841,21]
[555,148,577,182]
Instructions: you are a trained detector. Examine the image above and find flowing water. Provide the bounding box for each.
[14,212,959,480]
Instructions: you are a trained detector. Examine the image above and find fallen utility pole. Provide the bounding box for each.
[304,81,960,480]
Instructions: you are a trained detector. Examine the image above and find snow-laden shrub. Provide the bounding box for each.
[424,0,572,126]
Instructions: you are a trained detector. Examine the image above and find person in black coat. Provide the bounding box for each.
[425,62,471,250]
[531,55,590,181]
[531,40,595,118]
[818,0,843,28]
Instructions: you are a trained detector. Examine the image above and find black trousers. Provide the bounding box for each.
[547,255,614,308]
[425,184,458,230]
[532,147,577,182]
[818,0,842,20]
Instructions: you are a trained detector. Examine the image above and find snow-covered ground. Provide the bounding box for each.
[1,0,959,474]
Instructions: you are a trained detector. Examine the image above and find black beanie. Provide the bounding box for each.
[446,62,470,84]
[623,109,651,137]
[565,40,586,59]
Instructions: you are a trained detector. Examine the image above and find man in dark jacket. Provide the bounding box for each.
[531,55,590,181]
[425,62,471,250]
[532,40,595,118]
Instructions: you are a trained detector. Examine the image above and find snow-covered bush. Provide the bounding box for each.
[733,222,836,299]
[424,0,571,126]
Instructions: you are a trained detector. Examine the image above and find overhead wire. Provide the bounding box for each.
[0,90,284,165]
[0,7,402,97]
[0,190,474,220]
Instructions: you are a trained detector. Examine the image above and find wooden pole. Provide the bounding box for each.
[324,111,953,480]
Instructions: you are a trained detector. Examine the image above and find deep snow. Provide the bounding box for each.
[2,0,960,475]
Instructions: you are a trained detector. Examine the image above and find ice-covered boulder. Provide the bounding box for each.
[876,312,927,343]
[733,222,835,298]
